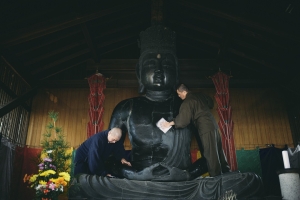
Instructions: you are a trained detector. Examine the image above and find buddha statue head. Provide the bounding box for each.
[136,25,179,94]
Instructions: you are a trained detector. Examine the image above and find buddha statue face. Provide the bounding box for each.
[139,52,177,91]
[136,25,178,93]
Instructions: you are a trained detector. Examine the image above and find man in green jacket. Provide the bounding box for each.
[162,83,230,177]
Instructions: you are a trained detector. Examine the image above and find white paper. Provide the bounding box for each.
[282,150,290,169]
[156,118,172,133]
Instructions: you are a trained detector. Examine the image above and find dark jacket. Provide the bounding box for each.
[74,129,125,176]
[174,92,218,135]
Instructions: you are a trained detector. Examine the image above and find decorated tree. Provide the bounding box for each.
[24,111,72,200]
[40,111,72,173]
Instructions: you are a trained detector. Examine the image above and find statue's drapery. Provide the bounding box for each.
[68,172,264,199]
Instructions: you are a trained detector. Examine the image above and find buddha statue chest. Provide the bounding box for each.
[124,96,191,170]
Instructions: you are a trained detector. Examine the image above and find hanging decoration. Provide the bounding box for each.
[87,73,106,138]
[211,71,237,171]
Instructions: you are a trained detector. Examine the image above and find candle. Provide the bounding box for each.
[282,150,290,169]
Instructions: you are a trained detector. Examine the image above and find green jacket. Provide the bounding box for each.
[174,92,218,135]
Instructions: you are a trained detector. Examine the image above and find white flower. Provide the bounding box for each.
[35,184,45,190]
[47,150,53,153]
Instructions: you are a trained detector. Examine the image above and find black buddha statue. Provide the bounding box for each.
[68,25,265,199]
[107,25,199,181]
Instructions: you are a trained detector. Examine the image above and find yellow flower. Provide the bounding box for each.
[23,174,31,183]
[39,180,47,185]
[40,153,47,160]
[49,178,57,182]
[55,177,67,187]
[29,174,38,183]
[40,170,56,176]
[59,172,70,182]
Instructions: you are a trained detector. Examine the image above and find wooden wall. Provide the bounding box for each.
[26,87,293,150]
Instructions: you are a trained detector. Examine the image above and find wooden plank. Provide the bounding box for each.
[0,87,37,118]
[254,90,267,146]
[25,87,294,149]
[249,89,259,147]
[177,1,300,42]
[32,49,90,75]
[1,1,147,47]
[230,89,241,149]
[0,80,31,112]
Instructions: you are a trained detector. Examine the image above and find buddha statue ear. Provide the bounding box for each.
[136,63,145,94]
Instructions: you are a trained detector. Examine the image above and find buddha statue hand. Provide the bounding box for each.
[121,162,191,181]
[151,162,191,182]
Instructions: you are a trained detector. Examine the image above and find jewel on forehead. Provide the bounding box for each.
[157,54,161,59]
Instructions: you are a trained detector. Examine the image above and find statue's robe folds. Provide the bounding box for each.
[68,171,265,200]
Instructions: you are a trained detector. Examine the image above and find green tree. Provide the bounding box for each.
[40,110,72,173]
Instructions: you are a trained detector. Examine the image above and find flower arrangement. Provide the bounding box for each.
[24,111,72,200]
[24,150,71,200]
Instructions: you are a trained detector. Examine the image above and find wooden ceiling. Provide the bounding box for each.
[1,0,300,95]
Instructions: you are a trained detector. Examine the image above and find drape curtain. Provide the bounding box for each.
[87,73,106,138]
[0,137,42,200]
[236,148,262,177]
[11,146,42,200]
[259,146,285,197]
[211,71,237,171]
[0,138,15,200]
[10,146,24,200]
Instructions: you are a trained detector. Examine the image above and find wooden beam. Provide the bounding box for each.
[40,78,276,89]
[177,32,220,49]
[168,20,222,39]
[100,41,137,57]
[231,38,277,58]
[15,30,82,56]
[227,48,288,75]
[177,1,300,42]
[1,56,32,87]
[216,24,233,61]
[94,18,149,40]
[87,59,138,70]
[151,0,164,23]
[0,87,38,118]
[40,60,89,80]
[1,1,147,47]
[81,23,99,62]
[240,29,292,50]
[24,40,86,66]
[0,80,31,112]
[86,59,218,71]
[97,34,138,49]
[31,49,90,75]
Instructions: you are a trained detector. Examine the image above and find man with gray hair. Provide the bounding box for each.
[74,127,131,177]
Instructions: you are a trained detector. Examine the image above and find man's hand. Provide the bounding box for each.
[161,121,174,129]
[121,158,132,166]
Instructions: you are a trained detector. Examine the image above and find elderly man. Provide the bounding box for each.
[162,83,230,177]
[74,127,131,176]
